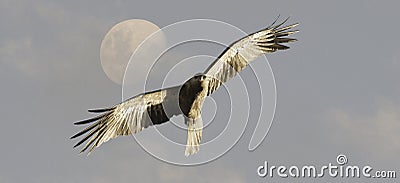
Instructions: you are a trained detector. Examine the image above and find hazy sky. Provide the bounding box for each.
[1,0,399,182]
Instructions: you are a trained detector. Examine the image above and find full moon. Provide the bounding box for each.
[100,19,166,84]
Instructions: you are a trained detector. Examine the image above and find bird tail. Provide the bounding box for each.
[185,117,203,156]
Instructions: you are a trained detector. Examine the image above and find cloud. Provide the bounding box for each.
[0,1,106,82]
[323,99,400,158]
[0,37,37,76]
[157,163,246,183]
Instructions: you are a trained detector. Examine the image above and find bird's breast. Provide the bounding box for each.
[179,80,207,118]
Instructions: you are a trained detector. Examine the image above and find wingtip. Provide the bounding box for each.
[73,121,85,125]
[70,132,84,140]
[70,132,81,140]
[291,22,300,27]
[73,142,80,148]
[267,14,281,28]
[290,38,298,42]
[276,38,298,44]
[88,107,114,113]
[270,16,291,30]
[74,112,109,125]
[74,118,97,125]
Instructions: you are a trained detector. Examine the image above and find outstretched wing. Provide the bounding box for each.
[204,18,299,95]
[71,86,182,154]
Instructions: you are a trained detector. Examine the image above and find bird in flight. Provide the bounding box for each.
[71,18,299,156]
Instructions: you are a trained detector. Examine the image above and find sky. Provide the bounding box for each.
[1,0,399,182]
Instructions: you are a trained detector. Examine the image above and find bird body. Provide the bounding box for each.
[72,18,299,156]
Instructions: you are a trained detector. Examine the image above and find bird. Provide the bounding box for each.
[71,17,299,156]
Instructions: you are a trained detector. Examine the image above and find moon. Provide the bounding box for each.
[100,19,166,84]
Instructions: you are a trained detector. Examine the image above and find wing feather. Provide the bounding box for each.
[71,86,181,155]
[204,18,299,95]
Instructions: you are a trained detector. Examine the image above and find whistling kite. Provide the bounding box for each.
[71,18,299,156]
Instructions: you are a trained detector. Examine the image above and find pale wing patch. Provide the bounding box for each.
[205,19,299,96]
[71,87,179,155]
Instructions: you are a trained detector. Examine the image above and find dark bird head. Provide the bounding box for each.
[181,73,207,92]
[178,73,208,116]
[193,73,206,81]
